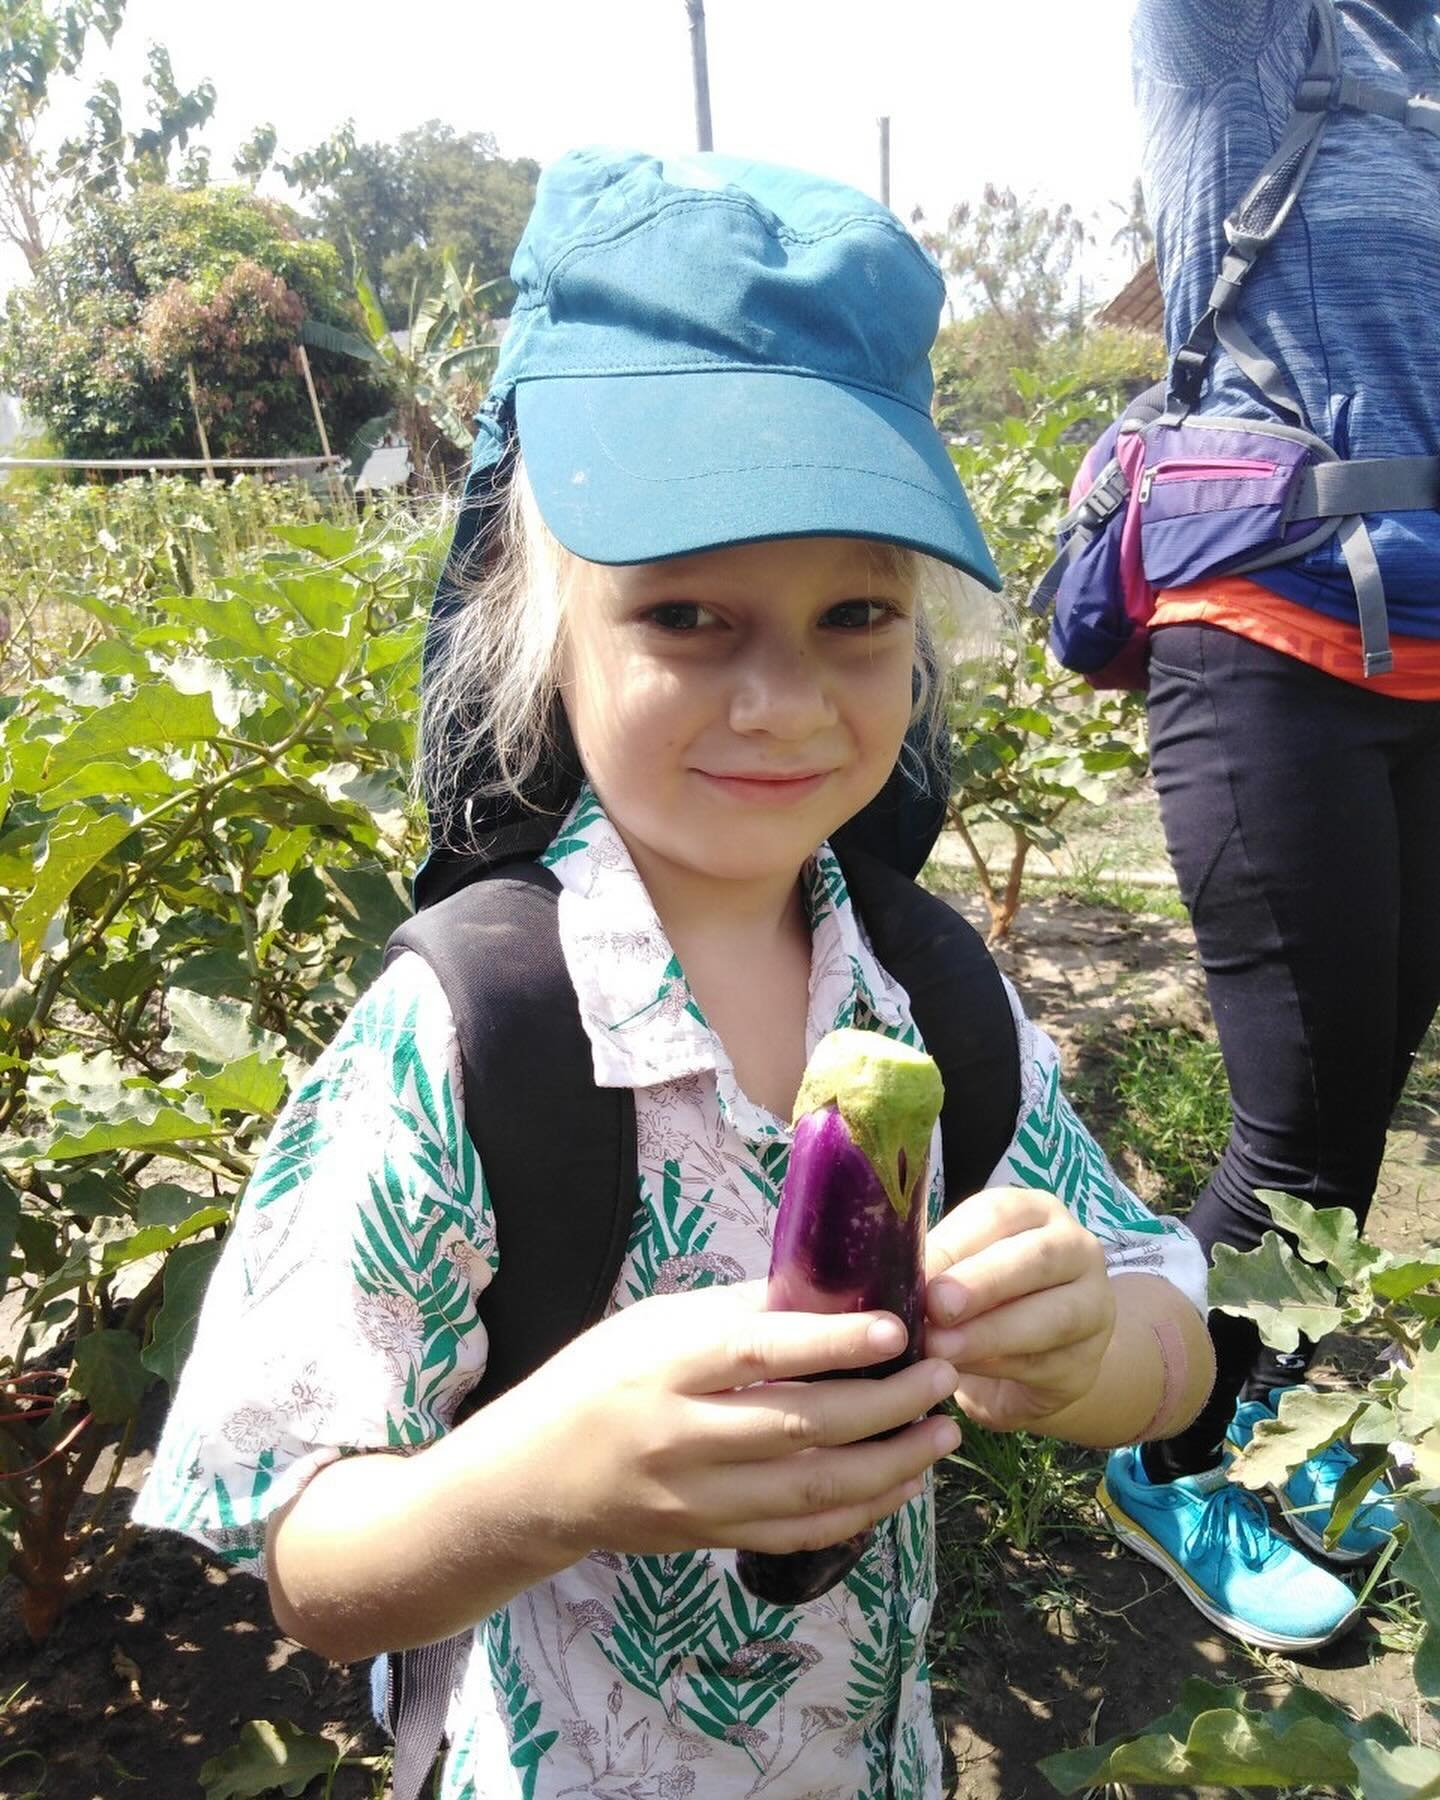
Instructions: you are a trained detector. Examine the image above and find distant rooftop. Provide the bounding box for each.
[1098,257,1164,337]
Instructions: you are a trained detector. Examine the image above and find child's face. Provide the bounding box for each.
[560,536,917,894]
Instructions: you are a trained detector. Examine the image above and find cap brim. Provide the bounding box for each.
[514,370,1002,590]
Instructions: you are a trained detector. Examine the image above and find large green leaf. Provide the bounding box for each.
[142,1238,224,1389]
[1399,1342,1440,1442]
[16,805,136,967]
[1041,1677,1408,1795]
[298,316,379,364]
[138,1183,219,1229]
[153,592,294,685]
[1326,1442,1391,1551]
[72,1328,149,1424]
[199,1718,340,1798]
[38,757,185,809]
[1041,1678,1369,1793]
[1209,1231,1346,1352]
[216,579,365,689]
[42,680,221,784]
[45,1104,224,1158]
[1260,1189,1387,1284]
[164,989,285,1068]
[269,521,363,563]
[1372,1261,1440,1304]
[324,862,412,950]
[189,1052,287,1119]
[1350,1739,1440,1799]
[1228,1386,1362,1491]
[1397,1501,1440,1708]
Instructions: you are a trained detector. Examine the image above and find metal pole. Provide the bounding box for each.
[878,116,891,208]
[686,1,714,151]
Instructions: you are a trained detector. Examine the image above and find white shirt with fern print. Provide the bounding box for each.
[135,785,1206,1800]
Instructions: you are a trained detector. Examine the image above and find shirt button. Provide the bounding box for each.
[907,1595,930,1636]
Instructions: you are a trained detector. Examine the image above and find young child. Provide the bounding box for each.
[135,149,1214,1799]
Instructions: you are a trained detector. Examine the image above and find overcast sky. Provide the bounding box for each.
[3,0,1142,299]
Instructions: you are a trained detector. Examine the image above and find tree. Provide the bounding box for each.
[0,185,386,459]
[1110,176,1154,272]
[917,184,1088,343]
[298,121,538,327]
[0,0,214,271]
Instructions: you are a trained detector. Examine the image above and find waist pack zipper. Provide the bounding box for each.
[1138,458,1278,503]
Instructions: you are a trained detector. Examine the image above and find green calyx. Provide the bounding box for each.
[794,1028,945,1220]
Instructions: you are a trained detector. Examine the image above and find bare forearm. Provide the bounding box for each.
[265,1398,582,1664]
[1026,1274,1215,1449]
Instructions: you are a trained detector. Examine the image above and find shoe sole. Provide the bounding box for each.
[1096,1477,1360,1654]
[1269,1488,1384,1566]
[1223,1431,1383,1568]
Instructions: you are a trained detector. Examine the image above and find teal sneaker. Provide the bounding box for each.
[1098,1445,1360,1652]
[1228,1388,1400,1566]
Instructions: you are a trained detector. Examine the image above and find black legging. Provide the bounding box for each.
[1136,624,1440,1481]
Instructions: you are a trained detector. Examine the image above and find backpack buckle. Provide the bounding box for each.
[1406,94,1440,136]
[1079,464,1131,529]
[1170,346,1209,408]
[1296,74,1340,111]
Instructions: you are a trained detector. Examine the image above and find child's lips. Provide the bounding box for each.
[695,769,832,804]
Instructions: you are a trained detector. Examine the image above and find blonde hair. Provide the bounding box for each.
[418,460,998,848]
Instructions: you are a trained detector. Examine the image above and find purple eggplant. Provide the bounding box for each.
[737,1029,944,1606]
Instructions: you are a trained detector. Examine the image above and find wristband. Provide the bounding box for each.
[1136,1320,1188,1441]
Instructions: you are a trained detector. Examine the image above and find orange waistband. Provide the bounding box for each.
[1150,580,1440,700]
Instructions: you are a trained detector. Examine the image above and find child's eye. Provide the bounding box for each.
[823,599,900,630]
[644,602,719,632]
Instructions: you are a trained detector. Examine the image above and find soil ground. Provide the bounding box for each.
[4,791,1436,1799]
[930,870,1440,1800]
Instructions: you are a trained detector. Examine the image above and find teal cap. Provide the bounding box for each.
[471,146,1001,587]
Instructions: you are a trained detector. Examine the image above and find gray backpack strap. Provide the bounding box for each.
[1166,0,1341,417]
[1157,0,1440,676]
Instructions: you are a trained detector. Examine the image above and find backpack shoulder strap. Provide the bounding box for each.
[385,862,638,1407]
[381,863,638,1800]
[835,848,1020,1206]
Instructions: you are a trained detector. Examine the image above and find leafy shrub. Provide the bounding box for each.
[0,510,443,1641]
[946,374,1149,940]
[1044,1191,1440,1796]
[0,474,349,685]
[0,186,387,460]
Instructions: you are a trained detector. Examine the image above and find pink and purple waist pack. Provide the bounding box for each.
[1044,390,1345,689]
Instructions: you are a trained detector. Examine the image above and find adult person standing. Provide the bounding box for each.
[1098,0,1440,1653]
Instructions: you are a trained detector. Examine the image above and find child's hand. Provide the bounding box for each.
[472,1281,961,1562]
[923,1187,1115,1433]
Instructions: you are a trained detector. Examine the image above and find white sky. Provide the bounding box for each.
[2,0,1142,301]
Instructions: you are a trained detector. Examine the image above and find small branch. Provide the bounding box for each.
[945,803,998,909]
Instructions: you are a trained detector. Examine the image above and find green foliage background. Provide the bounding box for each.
[0,186,387,459]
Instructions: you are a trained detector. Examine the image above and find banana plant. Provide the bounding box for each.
[300,252,506,491]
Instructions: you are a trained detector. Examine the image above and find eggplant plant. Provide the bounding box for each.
[737,1028,944,1607]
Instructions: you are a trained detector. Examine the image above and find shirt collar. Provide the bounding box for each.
[540,787,912,1106]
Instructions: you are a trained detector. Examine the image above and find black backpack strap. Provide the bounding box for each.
[380,862,637,1800]
[835,847,1020,1206]
[385,860,638,1406]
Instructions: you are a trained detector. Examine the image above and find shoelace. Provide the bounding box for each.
[1186,1482,1286,1572]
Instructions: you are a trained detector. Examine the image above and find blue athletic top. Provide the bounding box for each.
[1133,0,1440,636]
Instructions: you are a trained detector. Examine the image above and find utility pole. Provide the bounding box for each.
[686,1,714,151]
[878,116,891,207]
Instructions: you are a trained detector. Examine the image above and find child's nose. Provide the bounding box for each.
[728,642,836,739]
